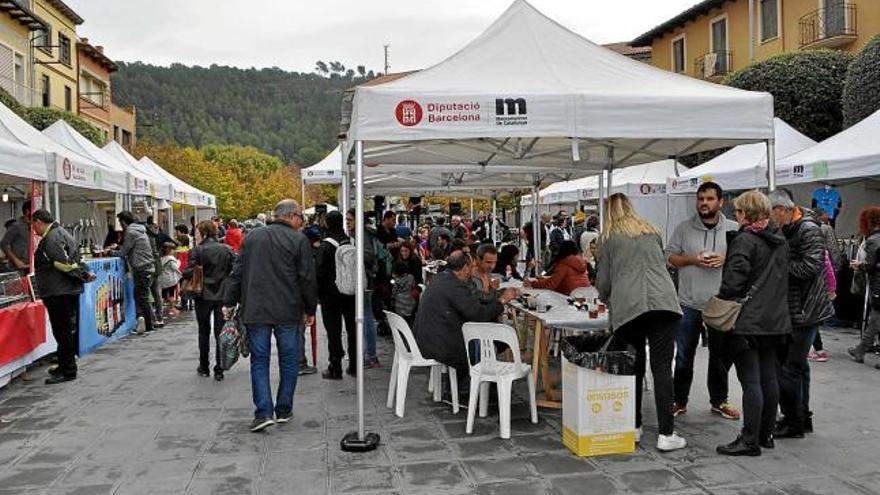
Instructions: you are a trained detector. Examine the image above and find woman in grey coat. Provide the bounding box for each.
[596,194,685,452]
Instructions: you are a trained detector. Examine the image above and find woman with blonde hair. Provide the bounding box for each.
[596,193,686,452]
[714,190,790,456]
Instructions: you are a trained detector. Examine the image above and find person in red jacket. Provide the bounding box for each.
[524,240,589,295]
[224,219,243,254]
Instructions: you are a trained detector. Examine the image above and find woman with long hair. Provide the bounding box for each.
[596,193,686,451]
[715,191,791,456]
[848,206,880,368]
[397,240,423,285]
[524,239,589,295]
[182,220,235,381]
[493,244,522,280]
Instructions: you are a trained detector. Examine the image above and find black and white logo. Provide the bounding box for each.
[495,98,528,126]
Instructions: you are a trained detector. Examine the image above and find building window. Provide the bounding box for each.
[13,53,25,103]
[672,36,686,73]
[113,125,119,142]
[760,0,779,41]
[122,129,132,146]
[41,75,50,107]
[65,86,72,111]
[59,34,71,66]
[710,16,729,74]
[35,28,51,54]
[80,74,106,107]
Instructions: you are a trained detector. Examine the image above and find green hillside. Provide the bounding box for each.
[111,61,378,165]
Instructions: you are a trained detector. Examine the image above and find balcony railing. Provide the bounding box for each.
[694,51,733,80]
[799,2,857,49]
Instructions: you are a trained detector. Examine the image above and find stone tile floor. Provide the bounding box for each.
[0,312,878,494]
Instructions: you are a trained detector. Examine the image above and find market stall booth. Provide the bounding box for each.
[103,141,174,221]
[0,103,139,359]
[137,156,216,231]
[0,135,52,388]
[340,0,774,447]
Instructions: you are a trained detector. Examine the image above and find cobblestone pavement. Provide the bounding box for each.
[0,312,878,495]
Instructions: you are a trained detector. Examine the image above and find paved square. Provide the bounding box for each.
[0,313,878,494]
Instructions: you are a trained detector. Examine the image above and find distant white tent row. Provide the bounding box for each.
[0,99,215,212]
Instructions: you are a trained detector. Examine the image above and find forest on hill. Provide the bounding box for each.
[111,61,380,166]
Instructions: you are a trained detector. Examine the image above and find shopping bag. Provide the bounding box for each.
[218,318,242,371]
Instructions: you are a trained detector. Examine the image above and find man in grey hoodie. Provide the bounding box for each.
[666,182,740,420]
[110,211,156,334]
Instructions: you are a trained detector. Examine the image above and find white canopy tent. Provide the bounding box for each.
[339,0,775,447]
[667,118,816,194]
[101,141,174,201]
[0,103,126,199]
[44,121,161,203]
[137,157,215,209]
[302,145,344,185]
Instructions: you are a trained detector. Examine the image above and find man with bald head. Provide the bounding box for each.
[225,199,318,432]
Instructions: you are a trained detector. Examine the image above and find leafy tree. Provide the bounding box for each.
[22,107,104,146]
[315,61,329,74]
[723,50,854,141]
[842,35,880,128]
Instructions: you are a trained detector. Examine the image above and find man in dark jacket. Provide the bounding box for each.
[769,190,834,438]
[110,211,157,335]
[224,199,317,432]
[32,210,91,384]
[346,208,381,368]
[414,251,517,375]
[145,215,173,328]
[315,211,356,380]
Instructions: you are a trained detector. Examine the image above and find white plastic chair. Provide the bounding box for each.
[384,311,459,417]
[462,322,538,439]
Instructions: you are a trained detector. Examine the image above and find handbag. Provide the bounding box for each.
[181,264,204,297]
[703,247,779,332]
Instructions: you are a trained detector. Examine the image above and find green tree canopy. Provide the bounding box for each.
[842,35,880,128]
[724,50,854,141]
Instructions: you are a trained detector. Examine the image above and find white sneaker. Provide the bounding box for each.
[657,432,687,452]
[635,427,643,444]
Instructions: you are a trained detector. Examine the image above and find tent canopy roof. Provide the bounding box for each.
[302,146,344,185]
[669,118,816,193]
[777,109,880,184]
[138,157,215,207]
[103,141,173,200]
[527,159,685,204]
[346,0,773,172]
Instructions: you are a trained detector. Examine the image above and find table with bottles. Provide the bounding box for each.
[78,256,137,355]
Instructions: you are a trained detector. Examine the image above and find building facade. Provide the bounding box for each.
[77,38,115,142]
[109,102,136,151]
[31,0,82,112]
[0,2,45,106]
[632,0,880,82]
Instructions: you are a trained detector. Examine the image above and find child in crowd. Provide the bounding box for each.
[392,262,417,325]
[158,243,181,318]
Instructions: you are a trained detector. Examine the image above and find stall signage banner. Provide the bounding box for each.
[131,177,150,195]
[56,156,100,188]
[78,258,137,355]
[0,302,46,368]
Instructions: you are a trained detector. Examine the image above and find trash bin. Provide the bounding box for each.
[561,334,637,457]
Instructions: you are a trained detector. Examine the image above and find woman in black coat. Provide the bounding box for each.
[715,191,791,456]
[183,220,235,381]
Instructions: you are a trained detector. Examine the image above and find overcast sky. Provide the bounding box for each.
[65,0,697,74]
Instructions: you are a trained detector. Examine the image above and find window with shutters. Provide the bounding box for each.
[0,44,14,98]
[59,34,71,66]
[41,75,50,107]
[65,86,72,111]
[760,0,780,42]
[36,28,51,55]
[14,53,25,104]
[672,35,686,73]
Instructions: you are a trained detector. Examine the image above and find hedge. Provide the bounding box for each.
[723,50,854,141]
[842,35,880,128]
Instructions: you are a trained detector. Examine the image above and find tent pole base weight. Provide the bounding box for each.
[340,431,380,452]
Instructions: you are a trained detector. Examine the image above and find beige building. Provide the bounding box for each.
[632,0,880,82]
[0,2,45,106]
[31,0,83,112]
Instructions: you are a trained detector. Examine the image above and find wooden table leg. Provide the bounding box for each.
[539,324,557,402]
[531,318,542,400]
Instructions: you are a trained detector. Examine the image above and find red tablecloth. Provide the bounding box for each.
[0,301,46,367]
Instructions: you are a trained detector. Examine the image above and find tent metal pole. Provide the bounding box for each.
[767,137,776,192]
[53,183,60,222]
[491,192,498,246]
[301,177,307,211]
[532,176,540,276]
[355,141,365,440]
[598,174,605,232]
[470,198,474,219]
[341,142,350,213]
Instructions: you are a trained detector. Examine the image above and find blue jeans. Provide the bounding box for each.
[779,324,819,429]
[673,306,732,407]
[248,324,301,419]
[364,292,377,359]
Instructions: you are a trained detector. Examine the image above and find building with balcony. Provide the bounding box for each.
[77,38,115,141]
[0,1,46,107]
[31,0,82,112]
[632,0,880,82]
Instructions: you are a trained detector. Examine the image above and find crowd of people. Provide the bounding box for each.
[23,188,880,452]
